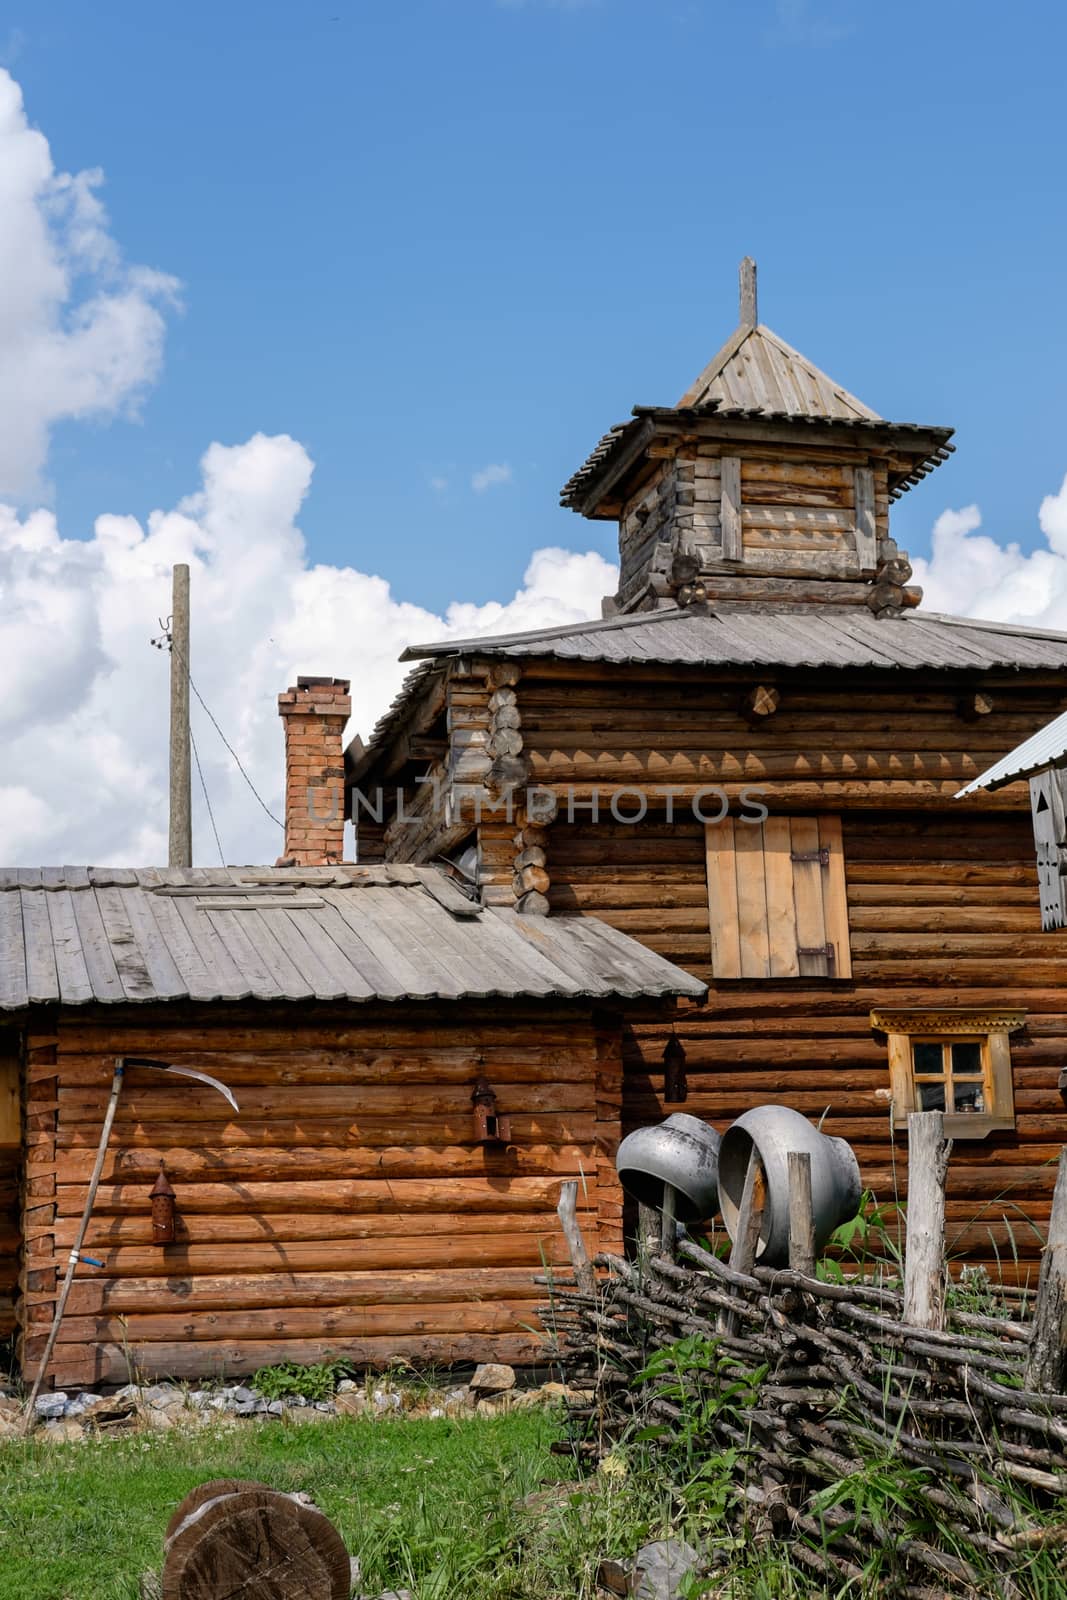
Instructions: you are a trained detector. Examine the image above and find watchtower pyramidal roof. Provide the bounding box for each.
[562,259,954,617]
[677,259,879,421]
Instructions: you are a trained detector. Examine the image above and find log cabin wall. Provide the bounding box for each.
[0,1029,21,1344]
[520,663,1067,1282]
[615,444,892,613]
[19,1000,623,1387]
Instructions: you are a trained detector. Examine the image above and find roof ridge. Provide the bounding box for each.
[912,611,1067,645]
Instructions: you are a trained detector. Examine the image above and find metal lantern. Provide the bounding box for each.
[662,1034,688,1104]
[150,1163,177,1246]
[717,1105,861,1267]
[615,1112,721,1223]
[471,1077,511,1146]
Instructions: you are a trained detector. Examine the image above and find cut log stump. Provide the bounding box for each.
[161,1483,350,1600]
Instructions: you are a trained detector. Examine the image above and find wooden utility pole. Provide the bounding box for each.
[168,563,192,868]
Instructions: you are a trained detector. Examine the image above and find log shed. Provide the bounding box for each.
[0,864,704,1387]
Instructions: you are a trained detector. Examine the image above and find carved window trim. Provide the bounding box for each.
[869,1008,1025,1140]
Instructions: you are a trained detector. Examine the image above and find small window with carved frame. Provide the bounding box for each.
[870,1009,1025,1139]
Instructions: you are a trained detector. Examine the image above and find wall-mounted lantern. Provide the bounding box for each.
[150,1163,177,1245]
[471,1076,511,1146]
[662,1034,688,1104]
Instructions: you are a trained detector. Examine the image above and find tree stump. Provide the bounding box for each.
[161,1483,350,1600]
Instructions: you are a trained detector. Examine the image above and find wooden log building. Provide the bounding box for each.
[5,257,1067,1389]
[0,862,702,1386]
[348,259,1067,1286]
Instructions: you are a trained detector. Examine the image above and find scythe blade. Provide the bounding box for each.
[122,1056,240,1114]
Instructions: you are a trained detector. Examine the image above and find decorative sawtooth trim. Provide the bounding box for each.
[870,1009,1028,1035]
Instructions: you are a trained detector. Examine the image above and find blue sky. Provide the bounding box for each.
[7,0,1067,612]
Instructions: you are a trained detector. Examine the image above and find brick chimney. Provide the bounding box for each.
[277,676,351,865]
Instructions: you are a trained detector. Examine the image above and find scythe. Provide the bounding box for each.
[22,1056,238,1430]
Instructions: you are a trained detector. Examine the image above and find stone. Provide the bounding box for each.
[469,1363,515,1396]
[43,1417,85,1442]
[336,1392,368,1417]
[268,1400,285,1416]
[337,1378,360,1393]
[143,1383,184,1410]
[34,1393,68,1419]
[233,1400,258,1416]
[444,1384,470,1406]
[81,1393,137,1427]
[231,1385,257,1405]
[631,1539,701,1600]
[113,1384,141,1404]
[371,1385,402,1411]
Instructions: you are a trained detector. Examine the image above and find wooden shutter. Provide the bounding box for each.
[705,815,851,979]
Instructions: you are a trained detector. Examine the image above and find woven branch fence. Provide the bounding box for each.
[538,1119,1067,1597]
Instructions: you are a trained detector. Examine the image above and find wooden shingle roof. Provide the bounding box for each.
[0,866,707,1011]
[676,321,881,421]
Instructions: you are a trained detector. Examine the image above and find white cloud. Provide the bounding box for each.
[471,462,513,493]
[0,68,179,499]
[910,479,1067,629]
[429,475,449,492]
[0,435,616,864]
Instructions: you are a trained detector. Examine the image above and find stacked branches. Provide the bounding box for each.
[539,1244,1067,1595]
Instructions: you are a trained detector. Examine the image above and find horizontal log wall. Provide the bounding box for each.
[20,1004,622,1387]
[0,1033,19,1339]
[532,667,1067,1283]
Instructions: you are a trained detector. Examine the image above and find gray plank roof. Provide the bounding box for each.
[677,322,881,421]
[0,865,706,1011]
[957,706,1067,796]
[401,605,1067,675]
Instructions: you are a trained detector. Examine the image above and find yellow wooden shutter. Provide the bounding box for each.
[705,815,851,979]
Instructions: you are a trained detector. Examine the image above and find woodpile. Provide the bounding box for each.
[540,1130,1067,1595]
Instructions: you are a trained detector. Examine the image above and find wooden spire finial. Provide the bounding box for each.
[739,256,757,327]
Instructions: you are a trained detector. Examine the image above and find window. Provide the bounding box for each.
[870,1008,1025,1139]
[705,815,851,979]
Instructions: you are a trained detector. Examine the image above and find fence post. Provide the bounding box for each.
[787,1150,816,1277]
[902,1110,951,1330]
[1027,1148,1067,1392]
[557,1179,596,1296]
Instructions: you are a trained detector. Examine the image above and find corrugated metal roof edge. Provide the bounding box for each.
[956,705,1067,798]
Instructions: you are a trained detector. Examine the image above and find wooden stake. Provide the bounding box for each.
[720,1145,765,1334]
[739,256,758,327]
[169,562,192,869]
[557,1179,595,1295]
[1027,1148,1067,1392]
[902,1111,951,1331]
[659,1182,678,1260]
[787,1151,816,1277]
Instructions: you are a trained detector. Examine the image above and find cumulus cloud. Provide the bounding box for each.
[471,462,512,492]
[911,478,1067,629]
[0,435,616,864]
[0,68,179,498]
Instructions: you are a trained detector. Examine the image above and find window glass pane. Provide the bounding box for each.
[918,1081,946,1111]
[952,1081,986,1114]
[912,1043,944,1076]
[951,1042,983,1076]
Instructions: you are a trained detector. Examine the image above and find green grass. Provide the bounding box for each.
[0,1411,580,1600]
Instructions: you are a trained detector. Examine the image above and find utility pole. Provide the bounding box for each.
[169,563,192,868]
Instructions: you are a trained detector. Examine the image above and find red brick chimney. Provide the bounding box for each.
[277,676,351,865]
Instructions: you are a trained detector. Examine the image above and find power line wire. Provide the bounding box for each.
[160,632,285,831]
[190,724,226,866]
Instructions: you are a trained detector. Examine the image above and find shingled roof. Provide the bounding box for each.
[400,605,1067,675]
[676,319,880,421]
[0,866,707,1011]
